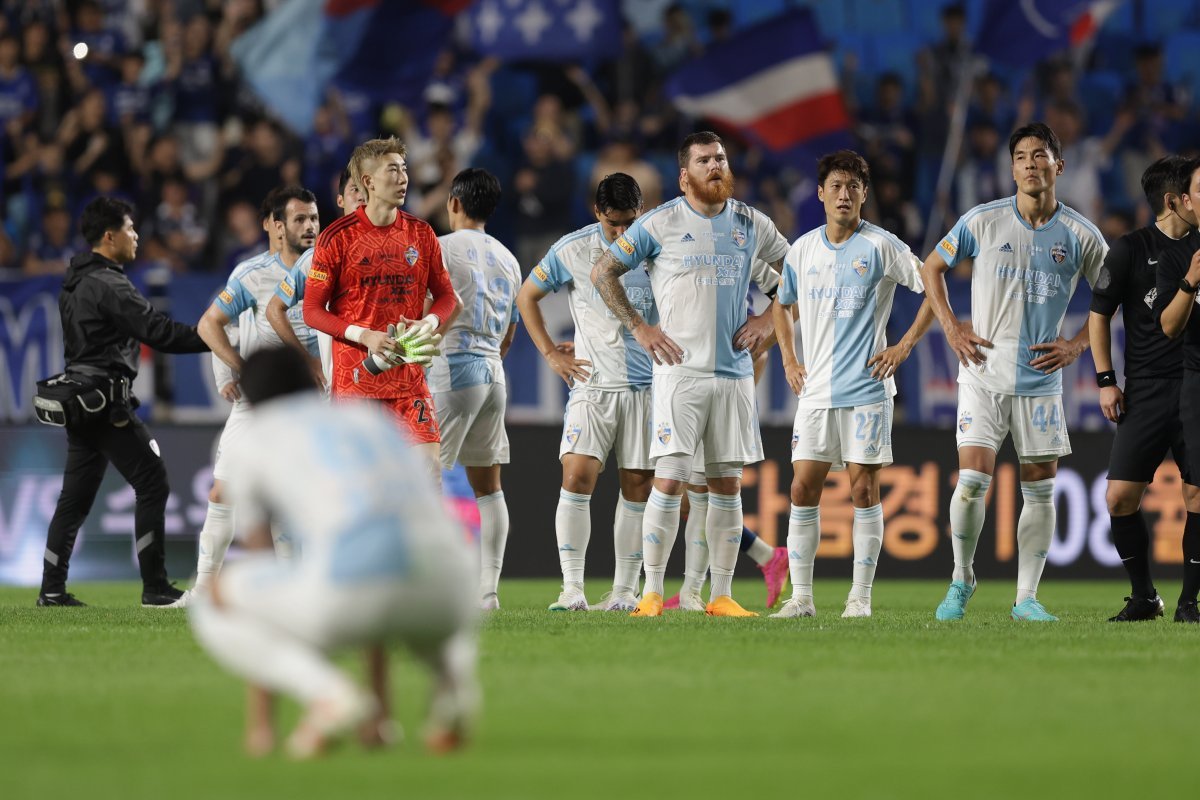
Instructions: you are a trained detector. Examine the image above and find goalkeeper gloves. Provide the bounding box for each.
[362,322,443,375]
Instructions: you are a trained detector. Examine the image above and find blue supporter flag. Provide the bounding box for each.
[975,0,1123,67]
[464,0,621,61]
[231,0,468,135]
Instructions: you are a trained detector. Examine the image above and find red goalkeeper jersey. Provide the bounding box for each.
[303,206,457,399]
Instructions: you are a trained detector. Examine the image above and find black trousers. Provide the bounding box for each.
[41,413,171,594]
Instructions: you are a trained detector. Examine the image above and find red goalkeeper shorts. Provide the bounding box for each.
[379,395,441,445]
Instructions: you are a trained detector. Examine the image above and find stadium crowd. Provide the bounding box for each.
[2,0,1198,280]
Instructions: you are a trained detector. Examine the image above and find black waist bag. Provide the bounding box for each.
[33,373,114,427]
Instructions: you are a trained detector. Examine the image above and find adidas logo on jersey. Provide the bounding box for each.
[807,265,819,275]
[358,256,370,265]
[998,242,1014,253]
[680,232,695,243]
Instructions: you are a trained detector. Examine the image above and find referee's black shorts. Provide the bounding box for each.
[1108,376,1191,484]
[1181,371,1200,486]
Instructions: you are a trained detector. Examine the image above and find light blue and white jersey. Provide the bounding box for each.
[213,250,289,360]
[779,221,923,409]
[608,197,788,379]
[531,222,656,391]
[936,196,1107,396]
[428,229,522,394]
[265,247,320,357]
[227,395,464,583]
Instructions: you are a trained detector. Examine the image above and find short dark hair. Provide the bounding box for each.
[1008,122,1062,162]
[269,185,318,223]
[1141,156,1193,217]
[817,150,871,187]
[259,187,281,223]
[678,131,724,169]
[595,172,643,213]
[241,347,318,405]
[81,197,134,246]
[449,168,501,221]
[338,166,353,197]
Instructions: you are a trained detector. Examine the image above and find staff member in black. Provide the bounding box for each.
[1153,156,1200,623]
[1090,156,1199,622]
[38,197,210,607]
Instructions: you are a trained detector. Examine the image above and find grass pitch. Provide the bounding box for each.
[1,579,1194,800]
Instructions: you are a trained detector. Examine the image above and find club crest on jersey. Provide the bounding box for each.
[852,256,868,277]
[657,422,672,445]
[564,424,581,446]
[958,411,972,432]
[404,245,419,266]
[790,433,799,452]
[1050,242,1067,264]
[1144,287,1157,309]
[732,228,746,248]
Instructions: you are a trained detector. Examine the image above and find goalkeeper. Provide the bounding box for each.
[303,137,462,479]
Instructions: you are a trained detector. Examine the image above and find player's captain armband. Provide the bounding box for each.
[616,235,635,256]
[278,280,294,298]
[307,267,329,282]
[533,263,550,283]
[218,289,234,305]
[939,235,958,257]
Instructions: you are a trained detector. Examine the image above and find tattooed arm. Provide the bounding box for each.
[591,251,683,365]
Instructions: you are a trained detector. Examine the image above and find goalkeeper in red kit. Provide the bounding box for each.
[303,137,461,474]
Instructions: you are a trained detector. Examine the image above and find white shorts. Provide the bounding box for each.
[956,383,1071,463]
[559,387,653,471]
[434,382,509,470]
[791,398,894,471]
[212,401,253,482]
[219,548,475,652]
[650,374,762,467]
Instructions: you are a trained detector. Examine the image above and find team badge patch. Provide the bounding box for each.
[656,422,672,445]
[564,424,581,446]
[1050,242,1067,264]
[958,411,972,433]
[732,227,746,247]
[404,245,419,266]
[616,235,635,255]
[852,256,868,277]
[218,290,233,305]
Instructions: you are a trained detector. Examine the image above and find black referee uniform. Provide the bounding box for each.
[40,242,209,606]
[1152,231,1200,620]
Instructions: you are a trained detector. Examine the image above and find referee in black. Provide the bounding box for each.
[1090,156,1199,622]
[38,197,210,607]
[1148,155,1200,623]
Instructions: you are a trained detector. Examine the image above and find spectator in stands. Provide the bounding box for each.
[19,20,63,139]
[59,87,130,189]
[165,13,223,179]
[858,73,918,196]
[652,4,701,74]
[110,51,150,129]
[303,90,353,213]
[1044,100,1132,222]
[218,199,266,273]
[22,205,75,275]
[221,118,295,209]
[0,32,37,135]
[954,119,1004,216]
[72,0,126,87]
[591,135,663,209]
[512,124,575,271]
[150,175,207,271]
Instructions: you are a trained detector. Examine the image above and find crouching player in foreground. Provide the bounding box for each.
[771,150,932,619]
[189,347,479,759]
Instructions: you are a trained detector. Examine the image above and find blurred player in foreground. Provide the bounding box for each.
[188,346,479,759]
[429,168,521,609]
[771,150,931,619]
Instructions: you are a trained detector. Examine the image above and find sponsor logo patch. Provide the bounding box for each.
[533,264,550,283]
[308,268,328,282]
[218,290,233,305]
[404,245,419,266]
[278,280,294,298]
[940,236,958,257]
[616,235,635,255]
[1050,242,1067,264]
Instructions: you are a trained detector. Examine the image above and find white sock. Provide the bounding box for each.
[194,501,234,589]
[746,533,774,566]
[642,489,681,596]
[950,469,991,586]
[788,505,819,599]
[555,489,591,588]
[1016,479,1055,604]
[851,504,884,600]
[477,491,509,598]
[613,495,645,595]
[706,492,743,599]
[189,590,358,705]
[682,489,709,594]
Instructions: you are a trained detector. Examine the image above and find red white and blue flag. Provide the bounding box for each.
[975,0,1124,67]
[665,9,851,166]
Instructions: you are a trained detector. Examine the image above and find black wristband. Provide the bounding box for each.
[1096,370,1117,388]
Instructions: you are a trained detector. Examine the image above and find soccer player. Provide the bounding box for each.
[922,122,1108,622]
[189,346,478,758]
[1090,156,1200,622]
[192,186,320,594]
[303,137,460,477]
[266,167,365,388]
[770,150,932,619]
[1152,155,1200,623]
[517,172,655,613]
[591,131,789,618]
[429,168,521,610]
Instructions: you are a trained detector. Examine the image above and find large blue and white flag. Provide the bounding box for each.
[465,0,621,61]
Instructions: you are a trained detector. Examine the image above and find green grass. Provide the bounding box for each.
[1,579,1194,800]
